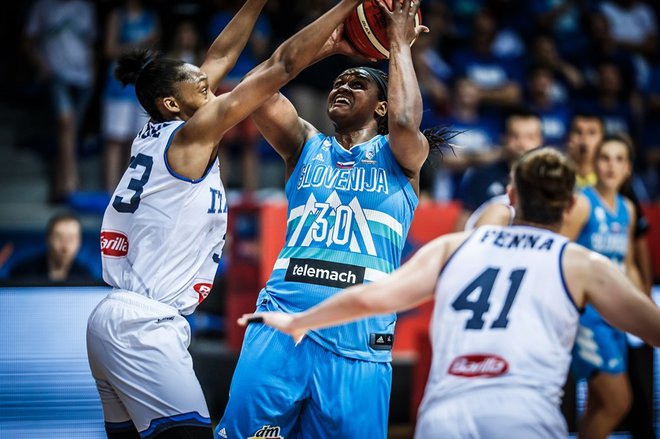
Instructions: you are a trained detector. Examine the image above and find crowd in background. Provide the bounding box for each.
[1,0,660,285]
[9,0,660,202]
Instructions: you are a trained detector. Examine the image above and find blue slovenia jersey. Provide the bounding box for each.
[576,186,630,270]
[263,133,418,362]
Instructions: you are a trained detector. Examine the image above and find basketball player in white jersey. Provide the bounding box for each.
[240,147,660,438]
[86,0,368,438]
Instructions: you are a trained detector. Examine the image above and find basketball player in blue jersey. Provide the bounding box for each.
[562,134,642,439]
[241,147,660,438]
[216,1,452,438]
[86,1,370,438]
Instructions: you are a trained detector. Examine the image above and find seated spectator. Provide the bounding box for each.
[526,65,572,146]
[454,109,543,230]
[168,19,205,66]
[8,214,98,284]
[450,10,523,109]
[423,76,501,200]
[642,53,660,200]
[600,0,657,58]
[578,12,638,92]
[529,33,584,102]
[412,2,453,115]
[576,62,637,137]
[531,0,590,57]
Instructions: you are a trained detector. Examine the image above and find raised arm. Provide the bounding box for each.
[564,244,660,346]
[240,232,470,341]
[200,0,269,92]
[169,0,363,180]
[249,26,362,169]
[378,0,430,192]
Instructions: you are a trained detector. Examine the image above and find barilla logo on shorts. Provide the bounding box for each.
[448,354,509,378]
[193,282,213,303]
[100,231,129,257]
[248,425,284,439]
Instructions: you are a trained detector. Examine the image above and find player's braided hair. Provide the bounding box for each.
[513,147,576,225]
[115,48,192,122]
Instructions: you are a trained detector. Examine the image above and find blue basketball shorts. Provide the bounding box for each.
[571,305,628,380]
[215,301,392,439]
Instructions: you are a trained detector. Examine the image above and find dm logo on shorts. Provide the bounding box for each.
[247,425,284,439]
[100,230,129,257]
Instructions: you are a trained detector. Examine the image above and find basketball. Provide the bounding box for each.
[344,0,422,60]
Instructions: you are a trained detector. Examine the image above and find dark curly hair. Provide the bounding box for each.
[115,48,193,122]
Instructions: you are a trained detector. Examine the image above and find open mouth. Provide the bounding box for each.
[333,95,351,106]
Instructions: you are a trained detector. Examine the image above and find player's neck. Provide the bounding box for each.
[512,217,561,234]
[334,129,378,150]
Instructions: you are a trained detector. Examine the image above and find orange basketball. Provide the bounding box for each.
[344,0,422,60]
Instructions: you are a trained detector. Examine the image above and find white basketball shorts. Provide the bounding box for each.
[86,290,210,436]
[415,387,567,439]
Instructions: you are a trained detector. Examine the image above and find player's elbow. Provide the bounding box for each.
[268,46,299,77]
[351,289,386,316]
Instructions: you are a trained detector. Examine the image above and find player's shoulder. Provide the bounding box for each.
[563,242,610,273]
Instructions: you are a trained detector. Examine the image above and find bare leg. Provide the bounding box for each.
[578,372,632,439]
[54,112,78,200]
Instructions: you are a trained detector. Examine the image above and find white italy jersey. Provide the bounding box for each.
[420,225,580,413]
[101,120,227,315]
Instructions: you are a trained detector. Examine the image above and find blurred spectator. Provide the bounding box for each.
[565,113,603,187]
[424,77,501,200]
[8,214,97,284]
[23,0,97,203]
[443,0,485,41]
[532,0,590,57]
[450,10,523,109]
[529,33,584,102]
[642,53,660,200]
[207,0,273,192]
[599,0,657,58]
[412,1,453,115]
[577,62,637,137]
[454,110,543,230]
[102,0,160,193]
[526,65,572,146]
[168,20,204,65]
[484,0,529,59]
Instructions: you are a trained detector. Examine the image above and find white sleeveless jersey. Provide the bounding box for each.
[101,120,227,315]
[420,225,579,412]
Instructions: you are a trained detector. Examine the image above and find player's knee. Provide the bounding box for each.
[153,425,213,439]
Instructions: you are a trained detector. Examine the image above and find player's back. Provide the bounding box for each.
[421,225,580,410]
[100,120,227,315]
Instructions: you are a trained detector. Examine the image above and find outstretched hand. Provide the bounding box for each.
[376,0,428,44]
[238,311,307,345]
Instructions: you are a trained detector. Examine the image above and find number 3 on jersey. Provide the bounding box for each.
[452,267,526,330]
[112,153,153,213]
